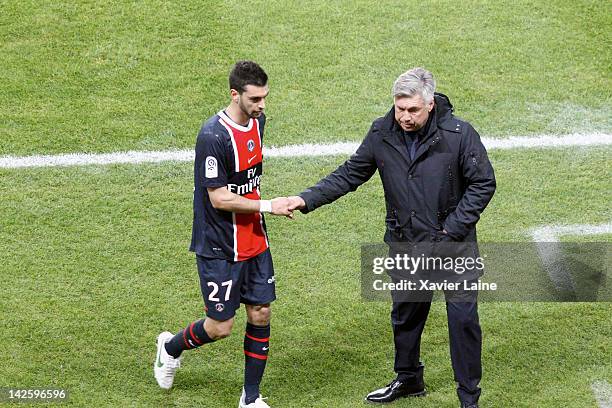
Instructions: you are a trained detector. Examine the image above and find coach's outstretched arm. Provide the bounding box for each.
[288,127,378,213]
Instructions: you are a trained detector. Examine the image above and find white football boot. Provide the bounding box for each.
[238,388,271,408]
[154,331,182,389]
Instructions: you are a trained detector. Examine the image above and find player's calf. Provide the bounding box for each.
[243,305,271,405]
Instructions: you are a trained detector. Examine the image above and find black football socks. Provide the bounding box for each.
[163,319,270,404]
[164,319,214,358]
[243,322,270,404]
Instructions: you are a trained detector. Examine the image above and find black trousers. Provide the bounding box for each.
[391,288,482,404]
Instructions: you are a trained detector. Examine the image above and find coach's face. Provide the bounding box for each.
[233,84,269,119]
[394,94,434,132]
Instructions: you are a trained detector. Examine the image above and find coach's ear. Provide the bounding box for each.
[427,98,435,113]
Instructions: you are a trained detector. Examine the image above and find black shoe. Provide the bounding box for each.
[365,379,426,403]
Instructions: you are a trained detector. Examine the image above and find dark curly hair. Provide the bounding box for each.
[229,61,268,93]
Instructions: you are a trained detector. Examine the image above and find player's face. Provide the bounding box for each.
[394,94,434,132]
[237,84,269,118]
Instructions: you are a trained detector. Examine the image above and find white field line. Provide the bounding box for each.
[531,223,612,243]
[592,381,612,408]
[0,133,610,169]
[530,222,612,294]
[483,133,611,150]
[532,224,611,407]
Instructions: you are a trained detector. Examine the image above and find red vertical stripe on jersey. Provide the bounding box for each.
[219,115,269,261]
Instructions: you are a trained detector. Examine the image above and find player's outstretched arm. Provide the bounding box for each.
[208,186,294,217]
[270,197,294,218]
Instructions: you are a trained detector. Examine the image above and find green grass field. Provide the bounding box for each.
[1,1,611,407]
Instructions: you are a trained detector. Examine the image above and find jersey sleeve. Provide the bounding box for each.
[197,131,229,189]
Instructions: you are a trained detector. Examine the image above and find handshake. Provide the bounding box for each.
[268,196,306,218]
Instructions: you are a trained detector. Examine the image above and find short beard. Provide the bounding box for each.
[238,98,256,119]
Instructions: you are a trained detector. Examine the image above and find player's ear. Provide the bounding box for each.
[230,89,240,104]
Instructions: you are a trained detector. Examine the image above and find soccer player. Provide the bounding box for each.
[154,61,292,408]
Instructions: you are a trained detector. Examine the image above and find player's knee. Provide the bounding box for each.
[246,304,271,326]
[205,317,234,340]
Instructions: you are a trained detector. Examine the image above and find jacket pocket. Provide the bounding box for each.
[386,208,417,241]
[385,209,404,240]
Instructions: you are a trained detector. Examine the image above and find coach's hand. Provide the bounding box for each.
[271,197,294,218]
[287,196,306,211]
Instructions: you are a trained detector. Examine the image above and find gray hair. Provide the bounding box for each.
[392,67,436,104]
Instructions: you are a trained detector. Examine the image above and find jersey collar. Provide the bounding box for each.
[218,110,254,132]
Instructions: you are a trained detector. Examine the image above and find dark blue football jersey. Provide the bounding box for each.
[190,111,269,261]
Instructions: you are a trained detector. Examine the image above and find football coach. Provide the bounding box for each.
[287,67,496,408]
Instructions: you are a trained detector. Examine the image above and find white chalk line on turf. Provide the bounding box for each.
[531,222,612,296]
[591,381,612,408]
[531,223,612,243]
[531,224,611,408]
[1,133,610,169]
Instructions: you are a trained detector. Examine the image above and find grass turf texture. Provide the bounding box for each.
[1,1,611,406]
[1,148,610,407]
[1,0,611,156]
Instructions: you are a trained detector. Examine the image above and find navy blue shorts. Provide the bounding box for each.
[196,248,276,321]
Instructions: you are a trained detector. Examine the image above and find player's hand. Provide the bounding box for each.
[271,197,294,218]
[287,196,306,211]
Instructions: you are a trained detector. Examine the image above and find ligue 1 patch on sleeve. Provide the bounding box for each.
[205,156,218,178]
